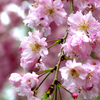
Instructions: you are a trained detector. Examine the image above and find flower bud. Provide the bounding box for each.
[71,93,78,99]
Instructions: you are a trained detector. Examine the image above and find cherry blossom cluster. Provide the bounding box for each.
[60,59,100,99]
[24,0,67,36]
[9,72,40,100]
[60,9,100,99]
[9,31,49,99]
[9,0,100,100]
[62,11,100,62]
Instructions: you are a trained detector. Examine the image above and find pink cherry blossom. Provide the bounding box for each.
[67,82,99,100]
[19,32,48,70]
[68,11,100,42]
[9,73,22,87]
[21,72,39,89]
[24,5,51,36]
[9,72,39,100]
[82,63,99,87]
[59,59,87,88]
[62,34,92,62]
[40,0,67,25]
[24,0,67,36]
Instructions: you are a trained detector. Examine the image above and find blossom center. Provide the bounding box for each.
[46,8,54,16]
[30,41,41,53]
[77,21,89,32]
[70,69,79,77]
[48,9,54,14]
[86,73,92,79]
[27,79,31,82]
[32,1,39,8]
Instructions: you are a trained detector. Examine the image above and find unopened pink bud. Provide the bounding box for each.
[71,93,78,99]
[18,46,22,51]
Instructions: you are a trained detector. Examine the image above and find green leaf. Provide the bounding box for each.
[49,95,52,100]
[41,93,48,100]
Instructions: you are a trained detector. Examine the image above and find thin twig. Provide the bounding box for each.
[58,83,72,94]
[36,72,51,90]
[55,84,57,100]
[46,39,61,43]
[57,86,62,100]
[70,0,74,14]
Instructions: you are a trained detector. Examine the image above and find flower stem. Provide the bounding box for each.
[58,86,62,100]
[63,55,72,60]
[53,48,64,82]
[52,28,68,85]
[51,90,55,100]
[51,84,57,100]
[62,29,69,44]
[70,0,74,14]
[35,72,51,90]
[58,83,72,94]
[55,84,57,100]
[48,39,62,50]
[47,39,61,43]
[38,71,49,78]
[36,66,56,75]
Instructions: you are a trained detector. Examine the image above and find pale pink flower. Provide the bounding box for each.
[59,59,87,88]
[62,35,92,62]
[24,5,51,36]
[40,0,67,26]
[66,61,100,99]
[19,32,48,70]
[67,82,99,100]
[9,73,22,87]
[9,72,39,100]
[24,0,67,36]
[82,63,99,87]
[79,62,100,99]
[21,72,39,89]
[68,11,100,41]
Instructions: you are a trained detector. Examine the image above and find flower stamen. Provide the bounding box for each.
[76,21,90,32]
[30,41,41,53]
